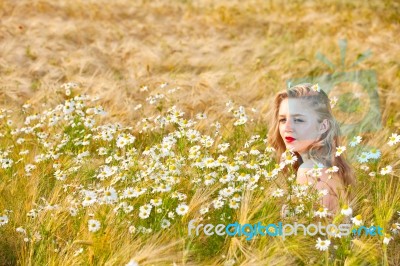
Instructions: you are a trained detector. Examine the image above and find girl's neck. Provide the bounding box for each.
[298,151,325,168]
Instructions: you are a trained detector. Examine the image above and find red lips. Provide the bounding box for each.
[285,137,296,143]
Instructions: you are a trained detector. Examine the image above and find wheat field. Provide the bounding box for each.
[0,0,400,265]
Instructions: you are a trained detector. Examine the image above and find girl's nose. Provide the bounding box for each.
[284,119,293,132]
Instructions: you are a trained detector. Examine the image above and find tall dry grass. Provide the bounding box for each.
[1,0,399,126]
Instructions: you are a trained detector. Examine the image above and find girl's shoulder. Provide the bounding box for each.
[297,163,344,191]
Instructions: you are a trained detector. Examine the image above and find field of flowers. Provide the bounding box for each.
[0,0,399,265]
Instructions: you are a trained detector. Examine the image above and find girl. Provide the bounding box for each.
[267,83,355,214]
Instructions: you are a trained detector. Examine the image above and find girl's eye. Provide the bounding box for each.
[279,118,303,123]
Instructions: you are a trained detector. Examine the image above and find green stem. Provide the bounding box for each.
[325,249,329,266]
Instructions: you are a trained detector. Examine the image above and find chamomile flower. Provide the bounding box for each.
[25,164,36,174]
[88,219,101,232]
[349,136,362,147]
[96,165,116,180]
[82,190,97,207]
[127,225,136,234]
[295,204,305,214]
[231,193,241,202]
[63,100,75,115]
[121,187,136,199]
[139,204,152,219]
[176,203,189,216]
[116,135,128,148]
[335,146,346,157]
[125,259,140,266]
[390,223,400,234]
[228,200,239,209]
[306,167,323,178]
[0,215,9,226]
[54,169,67,181]
[387,133,400,146]
[150,198,162,207]
[219,187,235,197]
[357,152,370,163]
[315,238,330,251]
[186,129,201,143]
[326,166,339,174]
[217,143,230,153]
[245,160,259,169]
[22,102,31,109]
[330,96,338,108]
[195,113,207,120]
[202,172,214,184]
[199,206,209,215]
[283,151,297,165]
[351,215,363,226]
[73,247,84,257]
[271,188,284,198]
[249,148,260,155]
[369,171,376,177]
[140,85,148,92]
[69,207,78,217]
[161,219,171,229]
[383,234,393,245]
[16,227,26,234]
[19,149,30,156]
[61,82,78,96]
[265,145,275,153]
[380,165,392,175]
[224,259,236,266]
[233,116,248,126]
[97,147,108,156]
[1,158,13,169]
[27,209,38,218]
[327,226,342,238]
[213,198,224,209]
[236,173,250,181]
[200,135,214,148]
[368,148,381,160]
[102,187,118,204]
[314,207,329,218]
[340,205,353,216]
[311,83,321,92]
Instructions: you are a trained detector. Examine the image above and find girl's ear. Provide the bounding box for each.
[319,119,330,135]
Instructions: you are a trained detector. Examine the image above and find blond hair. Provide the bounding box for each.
[267,83,355,188]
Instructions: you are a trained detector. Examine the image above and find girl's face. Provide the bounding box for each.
[278,98,326,154]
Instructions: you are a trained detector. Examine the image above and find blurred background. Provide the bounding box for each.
[0,0,399,129]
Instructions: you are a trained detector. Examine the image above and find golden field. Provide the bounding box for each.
[0,0,400,265]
